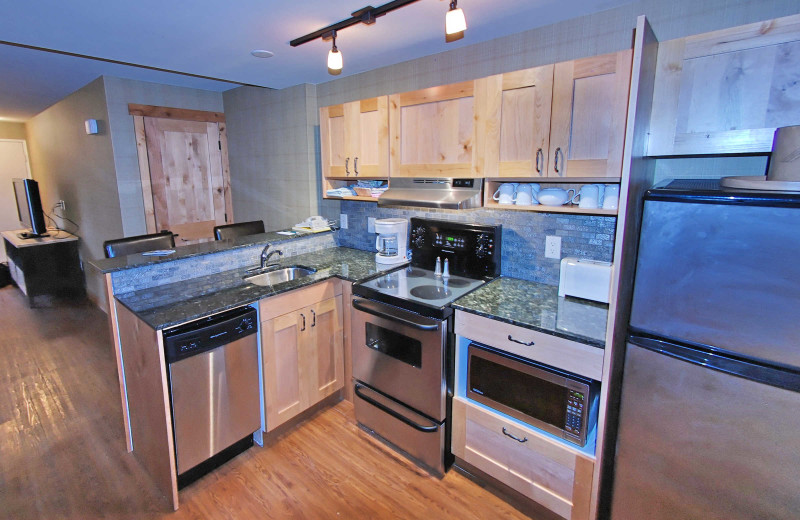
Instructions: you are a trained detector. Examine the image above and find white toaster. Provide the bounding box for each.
[558,257,612,304]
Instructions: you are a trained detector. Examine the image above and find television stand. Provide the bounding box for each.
[2,230,85,307]
[17,231,50,240]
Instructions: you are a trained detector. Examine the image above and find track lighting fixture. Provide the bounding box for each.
[290,0,469,75]
[445,0,467,42]
[326,31,342,76]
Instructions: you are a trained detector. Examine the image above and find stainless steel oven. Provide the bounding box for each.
[351,298,448,474]
[351,218,502,476]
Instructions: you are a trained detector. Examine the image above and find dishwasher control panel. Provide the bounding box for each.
[164,306,258,363]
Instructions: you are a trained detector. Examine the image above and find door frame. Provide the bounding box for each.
[129,104,232,234]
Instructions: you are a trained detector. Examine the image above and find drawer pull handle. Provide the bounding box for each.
[508,335,534,346]
[502,427,528,443]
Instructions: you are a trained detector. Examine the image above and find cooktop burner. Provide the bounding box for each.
[357,266,485,311]
[410,285,453,300]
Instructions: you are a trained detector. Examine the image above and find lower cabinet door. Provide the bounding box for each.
[452,398,594,520]
[308,295,344,404]
[262,309,305,431]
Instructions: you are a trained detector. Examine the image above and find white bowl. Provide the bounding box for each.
[536,188,570,206]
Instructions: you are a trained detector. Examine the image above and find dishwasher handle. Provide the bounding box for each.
[164,306,258,364]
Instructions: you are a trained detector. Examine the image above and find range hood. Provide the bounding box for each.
[377,178,483,209]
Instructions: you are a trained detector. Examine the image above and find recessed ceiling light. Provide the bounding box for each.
[250,50,274,58]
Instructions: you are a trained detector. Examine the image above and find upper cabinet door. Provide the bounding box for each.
[389,81,483,177]
[320,97,389,178]
[479,65,555,178]
[549,50,632,178]
[649,14,800,156]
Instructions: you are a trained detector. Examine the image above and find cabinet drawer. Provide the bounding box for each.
[452,397,594,520]
[455,311,604,381]
[259,279,341,320]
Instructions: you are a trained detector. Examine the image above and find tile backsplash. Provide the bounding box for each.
[335,201,616,286]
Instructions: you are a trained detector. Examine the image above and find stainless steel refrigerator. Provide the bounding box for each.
[610,180,800,520]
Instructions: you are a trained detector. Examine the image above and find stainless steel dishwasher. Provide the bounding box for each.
[163,305,260,488]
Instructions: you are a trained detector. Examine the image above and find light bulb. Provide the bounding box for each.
[327,47,342,75]
[445,4,467,35]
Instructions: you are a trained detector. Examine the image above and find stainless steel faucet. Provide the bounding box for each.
[260,244,283,268]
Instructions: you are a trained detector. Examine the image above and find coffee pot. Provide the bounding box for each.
[374,218,409,265]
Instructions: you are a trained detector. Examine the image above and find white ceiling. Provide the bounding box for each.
[0,0,632,122]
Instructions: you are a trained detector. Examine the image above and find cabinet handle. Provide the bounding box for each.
[310,309,316,327]
[345,157,350,176]
[300,313,306,331]
[502,427,528,443]
[535,148,543,173]
[554,147,563,174]
[507,335,534,346]
[353,156,359,176]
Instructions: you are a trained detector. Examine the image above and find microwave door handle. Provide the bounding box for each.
[352,298,440,331]
[354,384,438,433]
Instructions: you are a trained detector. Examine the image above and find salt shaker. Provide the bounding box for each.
[434,256,442,277]
[442,258,450,278]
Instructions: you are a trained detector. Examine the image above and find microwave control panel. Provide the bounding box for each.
[565,390,586,437]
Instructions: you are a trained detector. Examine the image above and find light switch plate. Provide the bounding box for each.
[545,235,561,259]
[340,213,348,229]
[368,217,376,233]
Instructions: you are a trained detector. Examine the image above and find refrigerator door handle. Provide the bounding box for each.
[628,334,800,393]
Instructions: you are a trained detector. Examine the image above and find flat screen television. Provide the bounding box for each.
[12,178,48,239]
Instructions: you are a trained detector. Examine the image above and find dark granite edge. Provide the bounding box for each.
[88,229,332,274]
[451,304,606,349]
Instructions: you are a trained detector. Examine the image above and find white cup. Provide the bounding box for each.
[536,187,576,206]
[603,184,620,210]
[572,184,600,209]
[514,184,538,206]
[492,183,518,205]
[593,184,606,206]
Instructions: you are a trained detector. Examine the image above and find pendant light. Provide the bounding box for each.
[327,31,342,75]
[445,0,467,42]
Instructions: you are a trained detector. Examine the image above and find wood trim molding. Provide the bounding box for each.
[133,115,157,233]
[128,103,225,123]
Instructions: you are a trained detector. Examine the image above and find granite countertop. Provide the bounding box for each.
[452,277,608,348]
[89,229,330,273]
[116,247,400,330]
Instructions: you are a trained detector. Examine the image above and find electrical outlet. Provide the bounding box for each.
[57,200,66,210]
[339,213,348,229]
[367,217,376,233]
[545,235,561,259]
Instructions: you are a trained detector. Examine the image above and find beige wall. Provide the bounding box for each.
[25,77,120,305]
[223,83,326,230]
[103,76,225,236]
[0,122,26,140]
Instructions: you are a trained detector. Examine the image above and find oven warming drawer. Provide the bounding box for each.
[354,382,446,476]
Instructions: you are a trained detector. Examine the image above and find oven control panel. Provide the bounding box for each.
[410,218,501,279]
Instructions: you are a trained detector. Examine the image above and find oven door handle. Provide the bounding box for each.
[352,298,440,331]
[354,383,439,433]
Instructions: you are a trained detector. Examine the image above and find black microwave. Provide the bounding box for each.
[467,343,599,447]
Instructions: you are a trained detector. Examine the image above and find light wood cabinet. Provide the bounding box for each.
[479,65,555,178]
[389,80,492,177]
[452,397,594,520]
[260,281,344,431]
[320,97,389,201]
[454,310,605,381]
[549,50,632,178]
[648,13,800,156]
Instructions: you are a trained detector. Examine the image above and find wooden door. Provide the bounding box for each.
[262,308,306,431]
[320,97,389,179]
[479,65,554,178]
[307,295,344,405]
[389,80,487,177]
[549,50,632,178]
[131,105,232,244]
[649,13,800,155]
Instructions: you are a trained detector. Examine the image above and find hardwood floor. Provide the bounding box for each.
[0,286,534,519]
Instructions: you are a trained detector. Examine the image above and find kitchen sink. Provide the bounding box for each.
[243,265,317,286]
